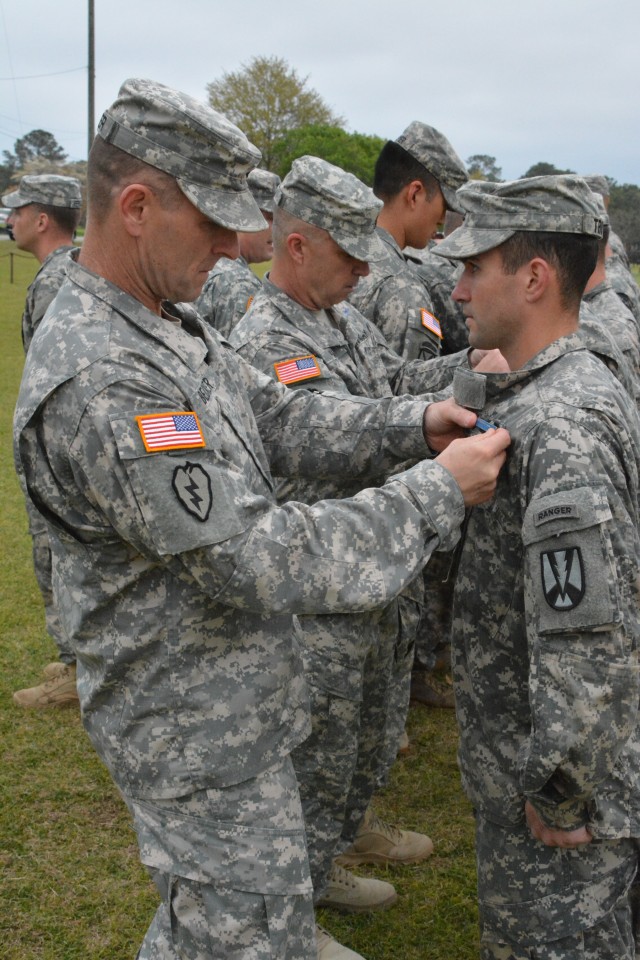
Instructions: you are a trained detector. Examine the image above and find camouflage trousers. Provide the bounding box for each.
[292,596,419,899]
[373,594,421,791]
[413,553,455,671]
[129,757,315,959]
[27,500,74,662]
[475,813,638,960]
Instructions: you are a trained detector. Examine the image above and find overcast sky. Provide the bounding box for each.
[1,0,639,184]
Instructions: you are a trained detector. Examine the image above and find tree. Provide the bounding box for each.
[207,56,344,170]
[1,129,68,194]
[521,161,575,178]
[271,125,385,184]
[609,182,640,263]
[466,154,502,182]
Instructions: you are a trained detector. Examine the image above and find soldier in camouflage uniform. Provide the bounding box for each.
[12,79,510,960]
[580,199,640,398]
[348,121,468,362]
[3,174,82,709]
[433,174,640,959]
[583,175,640,327]
[194,168,280,338]
[231,155,479,921]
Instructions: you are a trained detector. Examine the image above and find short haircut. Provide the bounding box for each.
[373,140,440,203]
[87,136,182,218]
[272,206,326,256]
[32,203,81,235]
[498,231,599,309]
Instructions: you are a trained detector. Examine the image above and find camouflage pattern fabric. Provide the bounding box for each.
[394,121,468,213]
[133,757,316,960]
[348,226,442,360]
[2,174,82,210]
[581,281,640,392]
[606,253,640,328]
[577,303,640,406]
[231,278,461,894]
[22,245,76,350]
[194,255,261,339]
[97,78,266,233]
[477,814,637,959]
[14,258,468,951]
[450,334,640,950]
[21,244,77,661]
[275,155,383,263]
[411,247,469,355]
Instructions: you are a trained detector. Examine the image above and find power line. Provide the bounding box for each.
[0,65,86,81]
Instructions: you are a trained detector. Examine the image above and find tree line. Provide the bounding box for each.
[2,56,638,261]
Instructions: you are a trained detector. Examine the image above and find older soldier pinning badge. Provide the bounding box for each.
[172,462,212,521]
[541,547,585,610]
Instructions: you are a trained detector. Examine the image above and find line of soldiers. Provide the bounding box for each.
[7,77,640,960]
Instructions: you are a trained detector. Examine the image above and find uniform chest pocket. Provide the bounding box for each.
[522,486,619,634]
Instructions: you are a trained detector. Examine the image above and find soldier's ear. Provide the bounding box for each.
[118,183,155,237]
[524,257,552,303]
[286,231,306,265]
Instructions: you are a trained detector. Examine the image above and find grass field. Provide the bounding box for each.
[2,242,638,959]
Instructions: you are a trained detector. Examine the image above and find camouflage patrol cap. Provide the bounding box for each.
[3,174,82,209]
[582,174,610,199]
[96,78,266,232]
[275,155,385,261]
[248,169,281,214]
[395,122,468,212]
[434,175,605,260]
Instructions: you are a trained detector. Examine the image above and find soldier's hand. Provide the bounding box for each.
[525,800,592,848]
[435,427,510,506]
[423,397,478,452]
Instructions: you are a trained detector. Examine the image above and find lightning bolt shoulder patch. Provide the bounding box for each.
[172,462,212,522]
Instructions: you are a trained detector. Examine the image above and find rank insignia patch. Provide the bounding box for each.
[136,412,205,452]
[274,355,321,385]
[420,309,443,339]
[541,547,585,611]
[172,462,212,522]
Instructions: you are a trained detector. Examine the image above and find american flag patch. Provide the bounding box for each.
[136,412,206,452]
[274,355,321,385]
[421,308,443,339]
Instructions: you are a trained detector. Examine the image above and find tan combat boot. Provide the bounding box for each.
[316,925,366,959]
[13,662,79,708]
[335,807,434,867]
[316,862,397,913]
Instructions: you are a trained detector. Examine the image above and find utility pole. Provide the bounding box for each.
[88,0,95,158]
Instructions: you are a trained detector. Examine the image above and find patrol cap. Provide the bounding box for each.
[96,77,266,232]
[395,122,468,212]
[3,174,82,209]
[248,169,281,214]
[434,175,605,260]
[275,155,385,262]
[582,174,610,199]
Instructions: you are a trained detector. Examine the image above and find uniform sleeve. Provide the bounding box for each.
[369,275,442,361]
[232,337,435,476]
[515,416,640,830]
[64,381,465,618]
